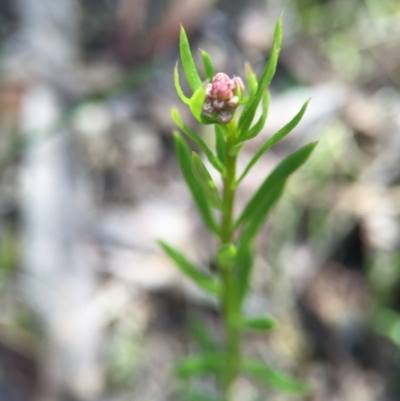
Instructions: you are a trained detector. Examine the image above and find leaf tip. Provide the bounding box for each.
[171,107,180,122]
[172,130,182,140]
[157,239,165,247]
[179,25,188,43]
[273,16,283,49]
[307,141,319,154]
[244,61,254,73]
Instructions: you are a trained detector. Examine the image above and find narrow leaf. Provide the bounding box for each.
[215,125,227,166]
[216,243,237,269]
[200,114,221,125]
[174,62,190,105]
[237,142,317,227]
[159,240,220,294]
[173,132,219,234]
[180,26,202,91]
[235,183,284,306]
[238,96,250,105]
[238,17,282,135]
[191,152,222,209]
[245,62,258,98]
[190,83,207,123]
[238,182,285,245]
[241,359,310,394]
[237,90,270,143]
[257,16,282,88]
[239,315,277,331]
[189,317,218,352]
[235,242,254,306]
[237,99,310,184]
[176,354,222,378]
[201,50,215,81]
[172,108,225,173]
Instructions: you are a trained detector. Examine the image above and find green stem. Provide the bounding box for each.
[219,123,240,399]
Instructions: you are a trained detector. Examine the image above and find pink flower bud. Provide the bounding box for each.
[203,100,214,114]
[217,110,234,124]
[213,99,225,110]
[226,80,236,91]
[212,73,230,84]
[201,72,245,124]
[206,83,214,98]
[221,89,233,100]
[226,96,239,108]
[233,77,244,94]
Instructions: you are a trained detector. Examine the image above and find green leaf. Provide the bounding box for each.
[190,83,207,123]
[241,359,310,394]
[188,316,218,352]
[237,90,270,143]
[180,26,202,92]
[158,240,221,294]
[201,50,215,81]
[200,115,221,125]
[216,243,237,268]
[172,108,225,173]
[235,242,254,306]
[238,315,277,331]
[235,146,316,272]
[238,182,285,247]
[265,98,310,147]
[215,125,227,166]
[238,96,250,106]
[229,142,243,158]
[175,354,222,378]
[174,62,190,105]
[245,62,258,98]
[235,184,284,305]
[237,142,317,228]
[173,132,219,234]
[237,99,310,184]
[191,152,222,209]
[238,17,282,136]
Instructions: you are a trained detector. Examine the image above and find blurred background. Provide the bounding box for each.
[1,0,400,400]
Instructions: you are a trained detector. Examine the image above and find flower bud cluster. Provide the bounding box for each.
[202,73,244,124]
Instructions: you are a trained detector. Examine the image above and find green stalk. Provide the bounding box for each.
[219,121,240,399]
